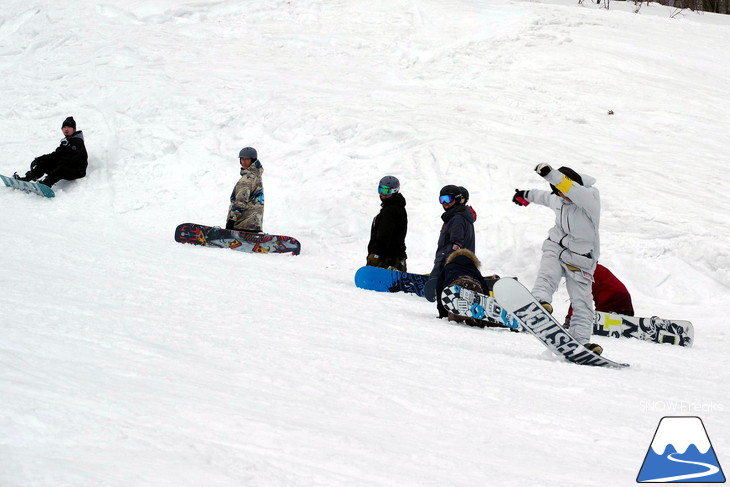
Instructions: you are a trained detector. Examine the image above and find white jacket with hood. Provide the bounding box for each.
[525,168,600,275]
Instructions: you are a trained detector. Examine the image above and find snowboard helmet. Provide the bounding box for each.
[378,175,400,196]
[551,166,583,195]
[238,147,257,160]
[459,186,470,204]
[439,184,464,205]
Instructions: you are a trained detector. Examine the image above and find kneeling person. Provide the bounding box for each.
[226,147,264,233]
[366,175,408,272]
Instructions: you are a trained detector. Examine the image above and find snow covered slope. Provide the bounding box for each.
[1,0,729,485]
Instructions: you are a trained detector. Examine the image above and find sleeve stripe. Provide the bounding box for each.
[555,175,574,194]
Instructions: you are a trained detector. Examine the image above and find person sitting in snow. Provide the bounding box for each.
[564,263,634,327]
[431,184,477,317]
[226,147,264,233]
[367,175,408,272]
[512,164,604,355]
[436,248,501,327]
[14,116,88,187]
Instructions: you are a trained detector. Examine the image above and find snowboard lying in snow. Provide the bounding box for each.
[174,223,301,255]
[0,174,55,198]
[354,266,430,298]
[593,312,693,347]
[440,285,521,328]
[440,277,692,347]
[444,279,629,368]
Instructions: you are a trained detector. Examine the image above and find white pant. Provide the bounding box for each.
[531,246,595,344]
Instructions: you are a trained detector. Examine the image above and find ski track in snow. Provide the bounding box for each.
[1,0,729,486]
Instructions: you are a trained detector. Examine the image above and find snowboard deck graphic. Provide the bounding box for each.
[354,266,430,298]
[174,223,301,255]
[440,285,521,328]
[443,282,691,349]
[0,174,55,198]
[491,278,629,368]
[593,312,693,347]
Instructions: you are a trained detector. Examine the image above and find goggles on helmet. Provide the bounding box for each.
[439,194,455,204]
[378,184,395,196]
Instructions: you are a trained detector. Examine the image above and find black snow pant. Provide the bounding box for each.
[30,159,86,186]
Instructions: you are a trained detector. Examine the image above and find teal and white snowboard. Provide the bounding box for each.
[1,174,55,198]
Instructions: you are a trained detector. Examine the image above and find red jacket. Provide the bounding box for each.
[566,263,634,320]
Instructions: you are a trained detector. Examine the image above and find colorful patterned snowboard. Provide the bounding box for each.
[443,281,692,347]
[1,174,55,198]
[593,312,693,347]
[174,223,301,255]
[440,285,521,328]
[354,266,430,298]
[492,278,629,368]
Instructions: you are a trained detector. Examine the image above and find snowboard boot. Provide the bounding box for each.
[584,343,603,355]
[13,171,36,182]
[540,301,553,314]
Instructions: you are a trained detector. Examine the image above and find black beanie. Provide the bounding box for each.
[62,116,76,129]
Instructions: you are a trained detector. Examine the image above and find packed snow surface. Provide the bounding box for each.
[1,0,729,485]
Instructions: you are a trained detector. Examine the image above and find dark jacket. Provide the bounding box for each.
[439,253,488,292]
[430,204,476,279]
[33,131,88,177]
[368,192,407,259]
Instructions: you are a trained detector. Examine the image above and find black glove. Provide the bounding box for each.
[225,219,235,230]
[535,163,552,177]
[512,189,529,206]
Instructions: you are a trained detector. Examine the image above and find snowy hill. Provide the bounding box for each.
[1,0,729,485]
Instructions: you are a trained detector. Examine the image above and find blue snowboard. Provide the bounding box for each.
[354,266,430,298]
[1,174,55,198]
[423,278,439,302]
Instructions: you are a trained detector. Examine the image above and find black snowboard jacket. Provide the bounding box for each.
[430,204,476,279]
[32,131,88,177]
[367,192,408,259]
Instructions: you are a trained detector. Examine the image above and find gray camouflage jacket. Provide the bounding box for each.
[227,160,264,232]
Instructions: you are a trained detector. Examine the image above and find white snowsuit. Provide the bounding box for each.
[524,169,600,344]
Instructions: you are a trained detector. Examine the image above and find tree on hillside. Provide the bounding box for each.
[591,0,728,14]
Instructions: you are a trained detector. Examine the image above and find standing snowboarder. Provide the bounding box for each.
[431,184,476,317]
[367,175,408,272]
[14,116,88,187]
[226,147,264,233]
[512,164,603,354]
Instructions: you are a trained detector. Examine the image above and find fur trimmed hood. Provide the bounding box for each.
[445,248,480,269]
